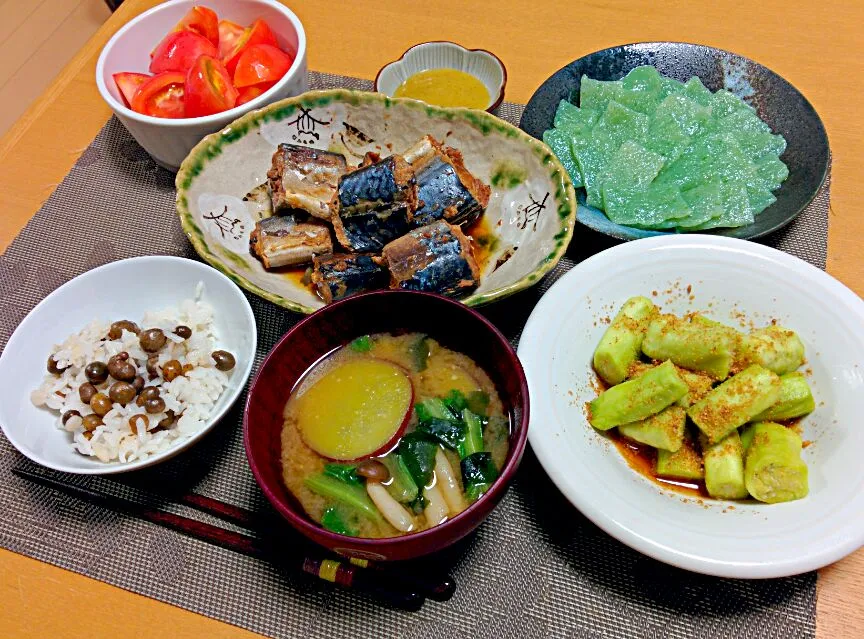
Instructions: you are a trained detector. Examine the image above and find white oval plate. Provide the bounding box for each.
[518,235,864,578]
[0,257,256,474]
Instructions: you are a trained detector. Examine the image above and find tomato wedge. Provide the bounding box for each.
[236,82,275,105]
[171,6,219,46]
[233,44,293,88]
[131,72,186,118]
[150,30,218,75]
[218,19,245,60]
[113,72,150,107]
[222,19,278,74]
[184,55,238,117]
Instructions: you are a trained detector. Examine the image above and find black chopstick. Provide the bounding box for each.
[12,468,426,611]
[116,476,456,602]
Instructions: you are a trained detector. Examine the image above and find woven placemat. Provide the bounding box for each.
[0,71,829,638]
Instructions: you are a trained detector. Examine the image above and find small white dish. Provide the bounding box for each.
[374,41,506,111]
[95,0,308,171]
[0,256,256,475]
[518,235,864,578]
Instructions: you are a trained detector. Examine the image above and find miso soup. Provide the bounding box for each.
[280,332,510,538]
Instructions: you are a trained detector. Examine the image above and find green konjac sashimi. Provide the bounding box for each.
[543,66,789,231]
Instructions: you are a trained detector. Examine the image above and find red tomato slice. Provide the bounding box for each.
[131,72,186,118]
[184,55,239,117]
[150,30,218,75]
[218,19,245,60]
[222,19,278,74]
[236,82,275,105]
[171,6,219,46]
[233,44,293,88]
[113,72,150,107]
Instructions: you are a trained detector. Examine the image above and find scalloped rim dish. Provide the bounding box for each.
[374,41,507,112]
[176,89,577,314]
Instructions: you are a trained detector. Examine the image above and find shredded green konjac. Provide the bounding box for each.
[543,66,789,231]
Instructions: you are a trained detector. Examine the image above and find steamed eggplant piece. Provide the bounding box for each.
[332,155,418,252]
[381,220,480,297]
[404,136,491,227]
[311,253,388,303]
[250,215,333,269]
[267,144,347,219]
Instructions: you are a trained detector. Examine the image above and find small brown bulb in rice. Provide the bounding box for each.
[78,382,97,404]
[108,320,140,340]
[139,328,167,353]
[47,356,68,376]
[145,396,166,414]
[90,392,113,416]
[161,359,183,382]
[128,414,149,435]
[82,414,103,431]
[84,361,108,384]
[211,350,236,371]
[146,356,159,379]
[136,386,160,406]
[107,352,136,381]
[108,381,136,405]
[173,325,192,339]
[61,410,80,425]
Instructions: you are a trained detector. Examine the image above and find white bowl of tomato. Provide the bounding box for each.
[96,0,307,171]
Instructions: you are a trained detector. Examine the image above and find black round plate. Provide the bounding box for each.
[520,42,830,240]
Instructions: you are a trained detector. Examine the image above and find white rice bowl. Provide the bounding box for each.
[31,294,233,463]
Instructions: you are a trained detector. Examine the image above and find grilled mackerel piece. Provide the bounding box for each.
[403,135,491,228]
[332,154,418,252]
[267,144,347,219]
[311,253,388,303]
[249,215,333,269]
[381,220,480,298]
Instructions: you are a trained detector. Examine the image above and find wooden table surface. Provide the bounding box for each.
[1,0,862,637]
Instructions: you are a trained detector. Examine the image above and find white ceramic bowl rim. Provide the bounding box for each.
[95,0,307,126]
[519,234,864,578]
[0,256,257,475]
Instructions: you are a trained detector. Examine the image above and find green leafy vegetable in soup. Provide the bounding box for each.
[280,332,510,538]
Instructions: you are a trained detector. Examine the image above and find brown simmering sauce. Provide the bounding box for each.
[276,264,309,288]
[465,216,497,273]
[609,431,709,499]
[608,411,803,500]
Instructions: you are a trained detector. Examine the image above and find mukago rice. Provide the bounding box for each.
[30,292,233,463]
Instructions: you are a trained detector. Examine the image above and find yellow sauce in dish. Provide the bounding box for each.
[394,68,491,109]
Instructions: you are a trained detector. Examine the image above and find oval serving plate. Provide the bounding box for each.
[518,235,864,578]
[176,89,576,314]
[520,42,830,241]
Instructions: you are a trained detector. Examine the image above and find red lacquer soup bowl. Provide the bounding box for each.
[243,290,529,561]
